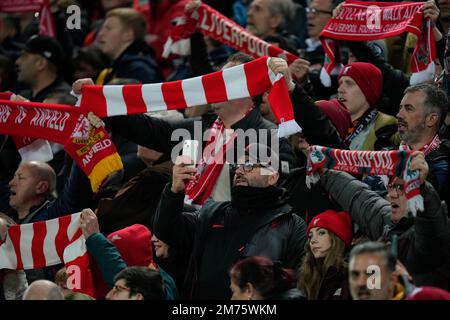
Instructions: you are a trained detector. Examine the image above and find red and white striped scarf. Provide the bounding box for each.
[77,56,301,138]
[161,2,299,64]
[0,213,95,297]
[306,145,423,215]
[0,0,56,37]
[0,92,53,162]
[184,118,236,205]
[320,1,436,87]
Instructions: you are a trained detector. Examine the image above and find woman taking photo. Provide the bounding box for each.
[298,209,353,300]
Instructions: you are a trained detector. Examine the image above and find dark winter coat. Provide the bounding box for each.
[320,170,450,278]
[154,184,307,300]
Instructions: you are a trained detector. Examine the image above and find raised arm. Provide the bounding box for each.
[320,170,392,240]
[153,156,199,252]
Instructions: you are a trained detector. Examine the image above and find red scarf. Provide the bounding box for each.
[320,1,436,86]
[306,145,423,216]
[162,2,299,64]
[0,92,53,162]
[0,0,56,37]
[0,98,123,192]
[0,213,95,297]
[184,118,237,205]
[78,56,301,138]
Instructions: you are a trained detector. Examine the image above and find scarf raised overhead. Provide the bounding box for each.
[320,1,436,87]
[0,92,53,162]
[0,98,123,192]
[77,56,301,138]
[306,146,423,215]
[162,2,299,64]
[0,213,95,297]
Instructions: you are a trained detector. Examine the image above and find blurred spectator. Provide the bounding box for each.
[349,241,450,300]
[145,0,190,78]
[246,0,296,39]
[229,256,304,300]
[22,280,64,300]
[95,8,163,84]
[54,267,94,300]
[73,45,110,81]
[106,266,165,300]
[0,14,22,61]
[80,211,178,300]
[16,35,70,102]
[94,110,182,234]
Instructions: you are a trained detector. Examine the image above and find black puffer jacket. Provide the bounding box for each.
[154,184,307,300]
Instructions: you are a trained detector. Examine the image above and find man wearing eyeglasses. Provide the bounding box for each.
[305,0,334,62]
[153,143,307,299]
[105,267,165,300]
[319,151,450,288]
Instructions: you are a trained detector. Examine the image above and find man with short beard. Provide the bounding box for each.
[349,242,450,300]
[397,84,449,202]
[153,143,306,299]
[319,153,450,288]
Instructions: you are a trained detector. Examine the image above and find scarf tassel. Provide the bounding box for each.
[410,61,436,85]
[88,153,124,192]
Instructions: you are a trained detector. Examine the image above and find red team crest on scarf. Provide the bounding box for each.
[320,1,436,86]
[0,98,123,192]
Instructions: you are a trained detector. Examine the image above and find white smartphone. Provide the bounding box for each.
[182,140,199,168]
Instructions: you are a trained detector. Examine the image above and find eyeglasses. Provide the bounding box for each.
[306,7,333,16]
[230,161,270,173]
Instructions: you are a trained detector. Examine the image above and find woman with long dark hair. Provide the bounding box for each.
[298,210,353,300]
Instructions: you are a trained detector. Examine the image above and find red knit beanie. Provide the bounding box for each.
[338,62,383,108]
[315,99,352,140]
[107,224,156,268]
[306,210,353,247]
[406,287,450,300]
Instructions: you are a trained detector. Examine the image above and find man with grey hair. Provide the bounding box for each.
[349,241,450,300]
[397,84,449,202]
[349,242,398,300]
[246,0,296,38]
[23,280,64,300]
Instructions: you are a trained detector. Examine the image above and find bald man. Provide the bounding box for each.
[5,161,92,224]
[23,280,64,300]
